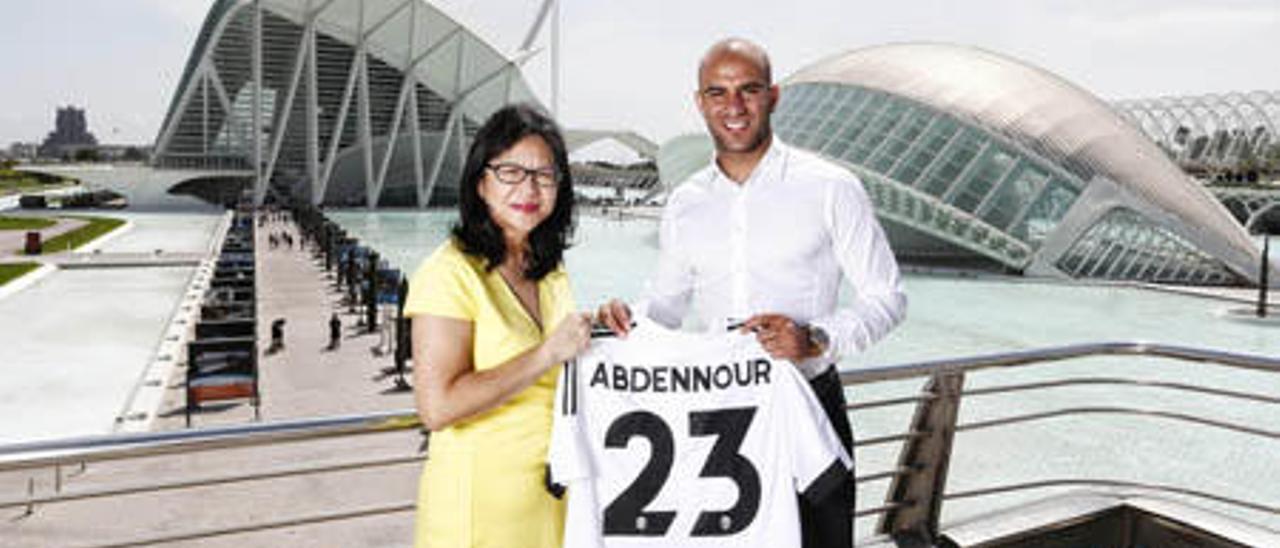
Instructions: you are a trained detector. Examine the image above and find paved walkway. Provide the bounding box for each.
[154,213,417,426]
[17,251,205,268]
[0,215,88,259]
[0,213,424,547]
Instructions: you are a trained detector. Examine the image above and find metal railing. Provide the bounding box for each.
[841,341,1280,544]
[0,341,1277,546]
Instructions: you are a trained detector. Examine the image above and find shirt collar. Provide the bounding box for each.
[705,136,787,191]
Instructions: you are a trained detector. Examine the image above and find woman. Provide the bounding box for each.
[404,104,592,548]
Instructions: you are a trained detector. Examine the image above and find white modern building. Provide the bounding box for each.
[153,0,551,208]
[662,43,1272,285]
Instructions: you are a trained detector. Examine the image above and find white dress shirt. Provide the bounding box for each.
[640,139,907,378]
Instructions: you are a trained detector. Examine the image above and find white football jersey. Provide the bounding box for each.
[548,323,852,548]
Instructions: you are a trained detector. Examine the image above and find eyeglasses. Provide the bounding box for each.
[486,162,559,189]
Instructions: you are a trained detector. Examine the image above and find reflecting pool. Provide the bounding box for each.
[330,208,1280,533]
[0,212,220,443]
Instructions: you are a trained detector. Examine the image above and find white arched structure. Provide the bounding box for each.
[655,43,1273,285]
[154,0,545,207]
[1114,91,1280,168]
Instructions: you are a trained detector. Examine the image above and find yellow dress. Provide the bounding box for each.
[404,239,572,548]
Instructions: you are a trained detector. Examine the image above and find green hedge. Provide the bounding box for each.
[0,262,40,286]
[0,215,57,231]
[39,216,126,254]
[0,169,71,196]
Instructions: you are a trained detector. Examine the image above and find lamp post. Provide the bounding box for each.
[392,277,411,391]
[1258,233,1270,318]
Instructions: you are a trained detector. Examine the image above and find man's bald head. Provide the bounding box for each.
[698,38,772,87]
[694,38,778,170]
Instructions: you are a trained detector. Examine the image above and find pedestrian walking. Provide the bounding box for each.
[269,318,286,354]
[328,313,341,350]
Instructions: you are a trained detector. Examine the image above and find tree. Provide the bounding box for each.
[1236,145,1259,178]
[73,148,100,163]
[122,147,146,162]
[1187,136,1210,161]
[1264,143,1280,176]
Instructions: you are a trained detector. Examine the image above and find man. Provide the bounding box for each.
[597,38,907,547]
[269,318,286,354]
[328,313,342,351]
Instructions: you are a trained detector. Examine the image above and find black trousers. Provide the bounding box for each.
[800,366,855,548]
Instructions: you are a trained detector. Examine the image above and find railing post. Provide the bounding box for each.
[23,477,35,517]
[878,371,965,544]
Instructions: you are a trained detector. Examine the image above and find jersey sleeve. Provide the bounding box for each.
[548,359,592,486]
[780,366,853,504]
[403,244,477,320]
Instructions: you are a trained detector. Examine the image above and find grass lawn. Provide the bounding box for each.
[38,215,126,254]
[0,262,40,287]
[0,215,57,231]
[0,170,74,196]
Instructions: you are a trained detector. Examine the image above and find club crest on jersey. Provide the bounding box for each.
[588,359,772,393]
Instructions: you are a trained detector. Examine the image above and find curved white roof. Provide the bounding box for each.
[162,0,538,137]
[566,130,659,159]
[786,43,1259,273]
[264,0,538,121]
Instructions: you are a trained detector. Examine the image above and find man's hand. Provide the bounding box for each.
[740,314,819,361]
[596,299,633,338]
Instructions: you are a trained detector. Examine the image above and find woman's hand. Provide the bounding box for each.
[412,311,593,431]
[595,299,632,337]
[540,311,593,364]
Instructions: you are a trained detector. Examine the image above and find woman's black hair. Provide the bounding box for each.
[452,103,575,281]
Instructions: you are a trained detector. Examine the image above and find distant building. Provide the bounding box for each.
[6,142,38,161]
[39,106,99,159]
[55,143,152,163]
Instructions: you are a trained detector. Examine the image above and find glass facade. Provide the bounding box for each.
[775,83,1082,268]
[774,82,1241,285]
[1055,208,1235,284]
[156,0,538,207]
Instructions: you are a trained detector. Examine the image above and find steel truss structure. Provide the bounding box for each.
[564,129,661,200]
[154,0,543,207]
[1210,186,1280,232]
[1113,91,1280,168]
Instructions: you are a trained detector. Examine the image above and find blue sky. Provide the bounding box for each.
[2,0,1278,147]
